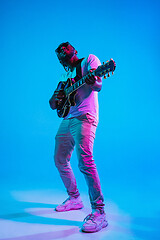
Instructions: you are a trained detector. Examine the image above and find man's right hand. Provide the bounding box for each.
[53,89,65,101]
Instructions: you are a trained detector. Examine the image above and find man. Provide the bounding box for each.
[49,42,108,233]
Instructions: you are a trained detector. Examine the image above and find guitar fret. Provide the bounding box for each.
[67,67,99,95]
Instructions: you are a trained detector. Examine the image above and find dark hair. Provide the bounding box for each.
[55,42,74,54]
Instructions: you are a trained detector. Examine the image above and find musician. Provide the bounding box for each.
[49,42,108,233]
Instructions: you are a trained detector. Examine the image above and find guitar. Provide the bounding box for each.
[55,59,116,118]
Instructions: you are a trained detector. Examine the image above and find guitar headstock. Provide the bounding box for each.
[95,59,116,78]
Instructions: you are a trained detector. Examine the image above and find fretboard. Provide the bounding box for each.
[65,72,95,96]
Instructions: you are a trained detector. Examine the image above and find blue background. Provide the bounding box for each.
[0,0,160,203]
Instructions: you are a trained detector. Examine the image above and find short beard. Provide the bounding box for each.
[58,51,75,70]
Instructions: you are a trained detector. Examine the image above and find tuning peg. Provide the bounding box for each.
[107,73,110,77]
[104,75,107,79]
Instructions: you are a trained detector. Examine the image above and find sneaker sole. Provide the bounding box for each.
[81,220,108,233]
[55,204,84,212]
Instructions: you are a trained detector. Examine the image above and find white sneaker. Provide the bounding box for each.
[55,196,84,212]
[81,210,108,233]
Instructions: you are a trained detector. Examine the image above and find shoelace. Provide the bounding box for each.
[84,214,96,223]
[62,197,78,204]
[62,197,70,204]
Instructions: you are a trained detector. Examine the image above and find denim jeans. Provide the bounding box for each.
[54,113,105,211]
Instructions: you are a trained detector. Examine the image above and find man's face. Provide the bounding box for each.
[56,42,76,65]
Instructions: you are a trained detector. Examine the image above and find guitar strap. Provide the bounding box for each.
[75,58,84,81]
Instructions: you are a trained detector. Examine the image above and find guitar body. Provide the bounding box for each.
[56,78,77,118]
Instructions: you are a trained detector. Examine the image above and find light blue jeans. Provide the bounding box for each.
[54,113,105,211]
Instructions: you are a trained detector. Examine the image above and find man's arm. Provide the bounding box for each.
[49,94,57,110]
[85,54,102,92]
[49,90,65,110]
[85,69,102,92]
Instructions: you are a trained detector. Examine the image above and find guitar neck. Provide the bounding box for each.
[64,59,116,96]
[65,71,95,96]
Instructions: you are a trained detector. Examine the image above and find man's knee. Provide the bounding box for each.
[78,156,96,174]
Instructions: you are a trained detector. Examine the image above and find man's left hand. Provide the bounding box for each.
[85,70,96,85]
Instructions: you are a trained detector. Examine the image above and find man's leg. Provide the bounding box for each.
[71,114,105,212]
[54,119,83,212]
[70,114,107,232]
[54,119,79,198]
